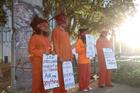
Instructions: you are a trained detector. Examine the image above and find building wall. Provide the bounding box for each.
[0,27,12,63]
[0,3,12,63]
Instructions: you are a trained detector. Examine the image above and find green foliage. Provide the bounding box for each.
[112,61,140,87]
[43,0,136,38]
[0,90,27,93]
[1,90,7,93]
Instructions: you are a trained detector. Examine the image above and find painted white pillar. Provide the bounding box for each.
[0,27,3,63]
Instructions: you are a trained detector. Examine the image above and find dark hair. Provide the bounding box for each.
[30,15,48,35]
[80,35,86,44]
[32,31,49,37]
[78,28,88,35]
[78,28,88,44]
[32,30,42,35]
[43,31,49,37]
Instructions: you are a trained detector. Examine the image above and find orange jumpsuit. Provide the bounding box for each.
[96,36,112,86]
[28,34,50,93]
[76,39,91,90]
[52,26,73,93]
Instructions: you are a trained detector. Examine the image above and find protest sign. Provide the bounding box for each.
[103,48,117,69]
[42,54,59,90]
[62,61,75,90]
[86,34,96,59]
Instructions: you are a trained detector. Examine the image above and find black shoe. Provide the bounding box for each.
[98,85,105,88]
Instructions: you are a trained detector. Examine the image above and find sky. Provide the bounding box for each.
[118,0,140,49]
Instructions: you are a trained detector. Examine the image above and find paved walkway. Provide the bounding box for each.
[1,77,140,93]
[1,81,140,93]
[67,81,140,93]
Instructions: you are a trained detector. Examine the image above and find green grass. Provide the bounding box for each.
[0,89,28,93]
[112,60,140,87]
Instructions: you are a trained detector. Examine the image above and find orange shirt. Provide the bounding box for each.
[52,26,73,61]
[28,34,50,93]
[96,37,112,60]
[76,39,90,64]
[96,37,112,86]
[96,37,112,68]
[96,37,112,51]
[28,34,50,61]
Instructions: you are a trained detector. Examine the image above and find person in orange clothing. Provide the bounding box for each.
[28,15,50,93]
[52,12,73,93]
[76,28,92,92]
[96,26,113,88]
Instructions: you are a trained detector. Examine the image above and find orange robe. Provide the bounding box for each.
[76,39,91,90]
[52,26,73,93]
[28,34,50,93]
[96,37,112,86]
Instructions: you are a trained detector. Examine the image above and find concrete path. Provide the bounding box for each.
[67,81,140,93]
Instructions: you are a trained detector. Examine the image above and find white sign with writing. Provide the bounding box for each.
[62,61,75,90]
[42,54,59,90]
[103,48,117,69]
[86,34,96,59]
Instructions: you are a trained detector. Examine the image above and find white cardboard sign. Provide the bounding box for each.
[103,48,117,69]
[62,61,75,90]
[86,34,96,59]
[42,54,59,89]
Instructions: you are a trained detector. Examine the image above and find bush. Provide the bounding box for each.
[112,61,140,87]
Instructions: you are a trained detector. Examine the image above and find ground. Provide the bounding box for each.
[68,81,140,93]
[1,80,140,93]
[1,57,140,93]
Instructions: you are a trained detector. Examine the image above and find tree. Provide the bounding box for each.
[43,0,136,38]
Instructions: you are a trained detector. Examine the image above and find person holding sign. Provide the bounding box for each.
[96,25,113,88]
[28,15,51,93]
[76,28,92,92]
[52,12,73,93]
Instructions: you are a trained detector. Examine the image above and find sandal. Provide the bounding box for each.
[88,87,93,90]
[82,89,88,92]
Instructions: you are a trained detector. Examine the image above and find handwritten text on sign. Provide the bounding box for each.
[63,61,75,90]
[103,48,117,69]
[43,54,59,90]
